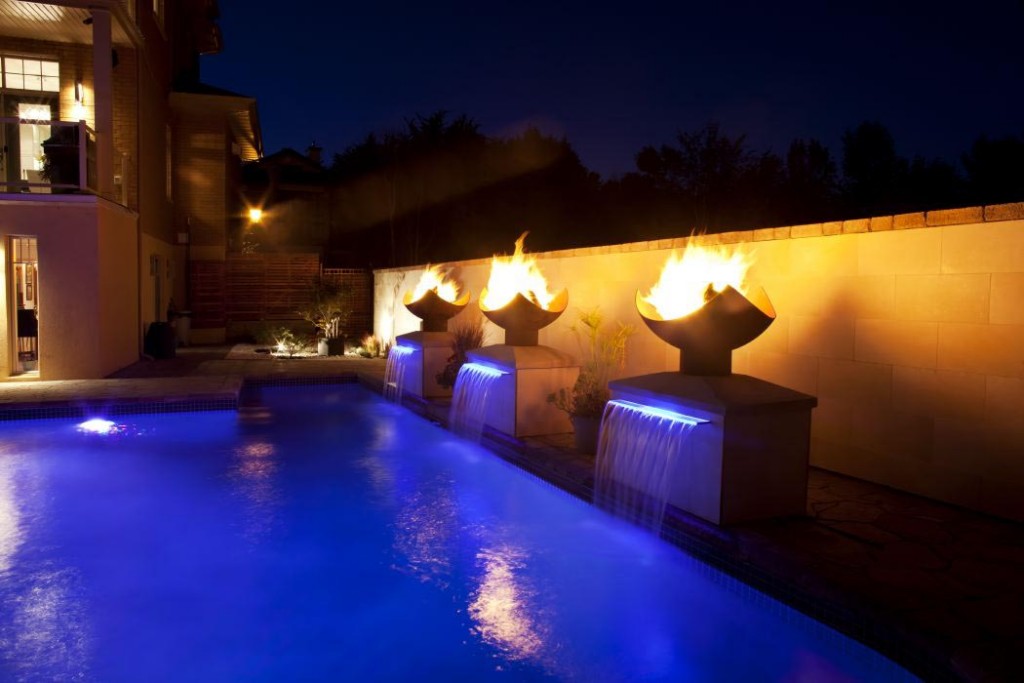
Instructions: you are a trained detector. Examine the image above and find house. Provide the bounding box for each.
[239,145,330,256]
[0,0,260,377]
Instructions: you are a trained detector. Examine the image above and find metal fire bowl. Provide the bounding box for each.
[635,285,776,374]
[403,289,471,332]
[480,289,568,345]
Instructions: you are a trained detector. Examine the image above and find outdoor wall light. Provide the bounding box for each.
[72,80,87,121]
[248,207,263,224]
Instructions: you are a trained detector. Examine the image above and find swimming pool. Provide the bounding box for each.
[0,384,915,681]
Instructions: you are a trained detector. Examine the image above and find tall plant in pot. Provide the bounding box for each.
[548,308,634,454]
[298,275,353,355]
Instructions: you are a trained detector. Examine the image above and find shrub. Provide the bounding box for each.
[436,317,486,389]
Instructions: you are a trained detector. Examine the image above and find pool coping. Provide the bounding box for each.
[0,371,973,682]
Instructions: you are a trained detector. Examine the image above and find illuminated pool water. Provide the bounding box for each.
[0,385,915,682]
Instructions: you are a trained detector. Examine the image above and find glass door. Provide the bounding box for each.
[2,96,56,191]
[9,236,39,376]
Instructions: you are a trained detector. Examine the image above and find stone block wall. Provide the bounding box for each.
[374,203,1024,521]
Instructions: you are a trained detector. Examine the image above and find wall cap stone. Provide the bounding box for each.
[984,202,1024,222]
[843,218,870,233]
[372,203,1022,274]
[927,206,984,226]
[869,216,893,232]
[893,212,926,229]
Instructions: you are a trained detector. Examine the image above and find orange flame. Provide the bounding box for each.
[481,233,555,310]
[641,244,753,320]
[411,264,460,303]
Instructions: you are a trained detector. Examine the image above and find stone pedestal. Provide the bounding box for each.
[395,331,455,399]
[608,373,817,525]
[467,345,579,438]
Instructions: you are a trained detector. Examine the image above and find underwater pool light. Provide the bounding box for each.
[78,418,117,435]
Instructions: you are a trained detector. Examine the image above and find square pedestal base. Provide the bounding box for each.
[608,373,817,525]
[394,332,454,399]
[467,345,579,438]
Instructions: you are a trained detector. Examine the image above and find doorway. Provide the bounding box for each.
[2,97,58,192]
[9,236,39,376]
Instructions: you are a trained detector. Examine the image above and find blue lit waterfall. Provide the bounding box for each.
[449,363,504,440]
[384,345,415,402]
[595,400,704,531]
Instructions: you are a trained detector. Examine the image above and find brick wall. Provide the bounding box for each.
[375,203,1024,522]
[225,253,319,325]
[173,111,229,248]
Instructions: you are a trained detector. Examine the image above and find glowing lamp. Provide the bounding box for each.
[248,208,263,224]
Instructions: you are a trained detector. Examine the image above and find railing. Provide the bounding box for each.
[0,119,97,195]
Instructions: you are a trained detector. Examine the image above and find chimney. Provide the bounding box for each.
[306,143,322,165]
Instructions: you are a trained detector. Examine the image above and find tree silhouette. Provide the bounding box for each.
[636,123,753,231]
[962,134,1024,205]
[841,121,906,215]
[783,138,839,222]
[253,115,1023,267]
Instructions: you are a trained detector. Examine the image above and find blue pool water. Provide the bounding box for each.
[0,385,915,682]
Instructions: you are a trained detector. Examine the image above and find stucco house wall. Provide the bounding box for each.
[0,196,138,379]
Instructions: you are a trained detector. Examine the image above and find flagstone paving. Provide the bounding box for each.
[0,345,1019,682]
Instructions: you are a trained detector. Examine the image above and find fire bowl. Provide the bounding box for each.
[636,285,775,375]
[403,289,471,332]
[479,289,568,346]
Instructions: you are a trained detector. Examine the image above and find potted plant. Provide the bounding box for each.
[298,275,352,356]
[548,308,634,454]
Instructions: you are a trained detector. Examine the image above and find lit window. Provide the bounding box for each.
[2,57,60,93]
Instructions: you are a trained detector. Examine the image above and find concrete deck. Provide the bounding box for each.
[0,345,1019,682]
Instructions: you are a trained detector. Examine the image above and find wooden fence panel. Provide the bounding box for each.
[323,267,374,337]
[218,255,373,339]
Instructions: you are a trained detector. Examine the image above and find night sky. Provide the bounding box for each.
[203,1,1024,179]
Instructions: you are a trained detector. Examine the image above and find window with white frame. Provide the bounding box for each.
[2,57,59,93]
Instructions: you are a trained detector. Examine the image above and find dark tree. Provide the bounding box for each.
[903,156,965,210]
[840,121,907,215]
[782,138,840,223]
[962,134,1024,205]
[636,123,756,231]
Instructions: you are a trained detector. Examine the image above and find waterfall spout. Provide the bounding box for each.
[384,345,415,402]
[595,399,705,532]
[450,362,506,441]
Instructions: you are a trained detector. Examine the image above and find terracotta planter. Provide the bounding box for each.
[572,415,602,454]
